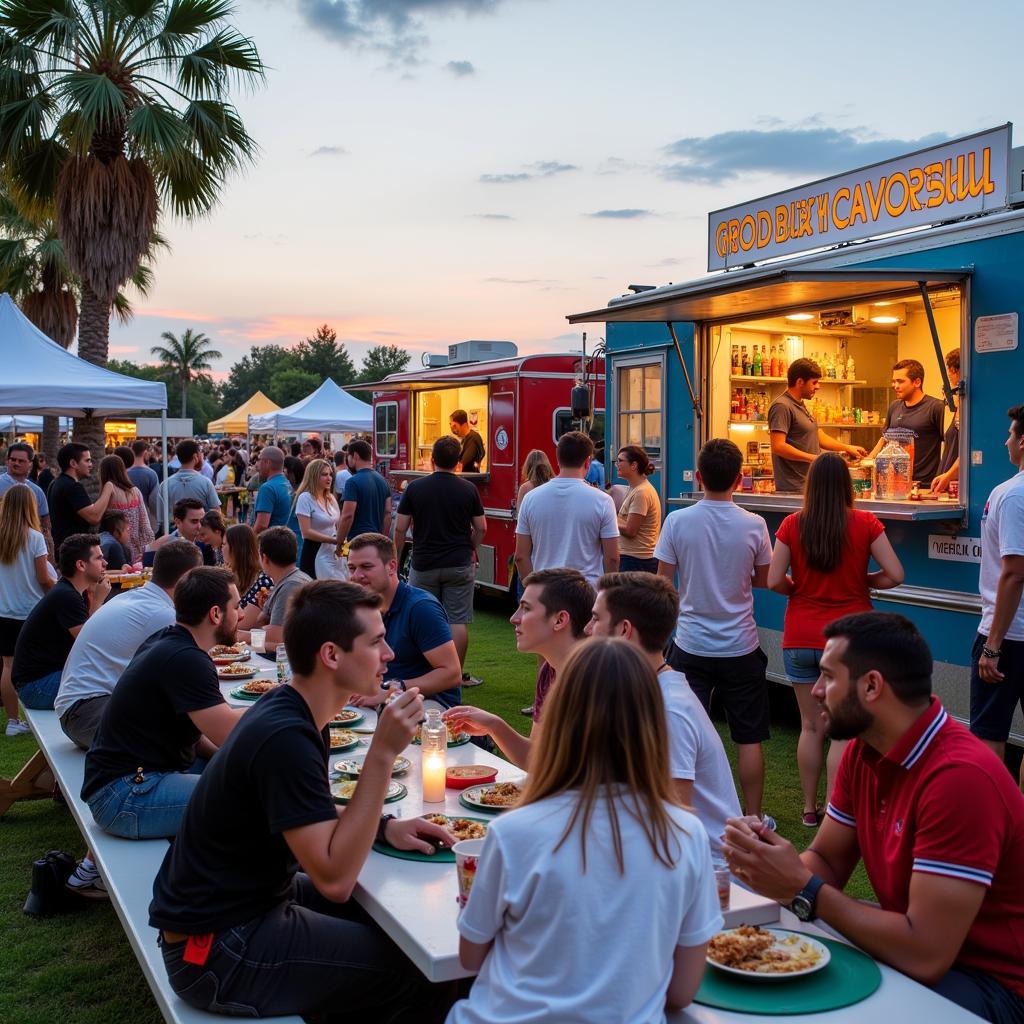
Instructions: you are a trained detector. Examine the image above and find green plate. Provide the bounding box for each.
[412,732,471,748]
[331,779,406,805]
[229,684,265,701]
[371,815,490,863]
[329,709,365,729]
[694,935,881,1015]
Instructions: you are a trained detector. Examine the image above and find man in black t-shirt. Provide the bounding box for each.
[450,408,485,473]
[396,435,486,680]
[48,442,115,550]
[82,567,244,839]
[12,534,110,709]
[149,580,455,1021]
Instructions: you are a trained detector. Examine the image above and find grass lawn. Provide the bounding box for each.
[0,596,870,1024]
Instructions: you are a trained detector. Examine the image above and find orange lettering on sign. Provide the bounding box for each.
[715,221,729,258]
[907,167,925,211]
[924,162,944,208]
[864,177,886,221]
[968,148,995,197]
[775,204,788,243]
[832,187,851,229]
[849,184,867,225]
[728,219,741,253]
[816,192,829,231]
[884,171,910,218]
[739,214,757,252]
[757,210,772,248]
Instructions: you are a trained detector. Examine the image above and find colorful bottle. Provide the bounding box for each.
[741,345,750,376]
[731,345,740,374]
[847,353,856,380]
[752,345,762,376]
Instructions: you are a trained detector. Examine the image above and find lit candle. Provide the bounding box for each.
[422,750,447,803]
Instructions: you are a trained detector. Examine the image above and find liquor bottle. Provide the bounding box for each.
[731,345,740,373]
[769,345,778,378]
[847,353,856,380]
[762,346,769,375]
[752,345,762,376]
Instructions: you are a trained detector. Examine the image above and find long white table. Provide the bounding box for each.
[224,663,982,1019]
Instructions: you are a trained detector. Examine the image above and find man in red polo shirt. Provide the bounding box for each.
[723,612,1024,1024]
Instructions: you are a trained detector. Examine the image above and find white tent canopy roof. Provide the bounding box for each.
[247,377,372,433]
[0,415,72,432]
[0,293,167,416]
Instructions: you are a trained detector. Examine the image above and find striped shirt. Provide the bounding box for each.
[828,698,1024,998]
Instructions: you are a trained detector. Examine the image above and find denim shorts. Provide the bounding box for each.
[783,647,824,684]
[16,670,62,710]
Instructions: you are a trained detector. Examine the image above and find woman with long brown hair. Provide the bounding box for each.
[615,443,662,572]
[294,457,343,579]
[99,454,153,565]
[515,449,554,509]
[0,487,56,735]
[768,452,904,825]
[224,523,272,626]
[451,638,721,1022]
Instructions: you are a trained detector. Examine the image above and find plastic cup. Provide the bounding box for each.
[250,629,266,653]
[453,838,485,908]
[714,865,731,910]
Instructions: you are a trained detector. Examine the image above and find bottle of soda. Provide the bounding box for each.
[752,346,762,376]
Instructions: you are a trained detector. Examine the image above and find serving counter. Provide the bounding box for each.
[667,491,967,523]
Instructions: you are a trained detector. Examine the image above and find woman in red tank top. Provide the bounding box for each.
[768,453,904,826]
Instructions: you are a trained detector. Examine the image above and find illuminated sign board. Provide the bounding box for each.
[708,125,1011,271]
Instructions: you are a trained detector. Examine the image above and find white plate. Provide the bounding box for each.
[333,755,411,777]
[706,928,831,981]
[461,780,526,811]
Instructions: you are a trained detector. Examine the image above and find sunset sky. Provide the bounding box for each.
[104,0,1023,376]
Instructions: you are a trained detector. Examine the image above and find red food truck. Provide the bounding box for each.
[360,341,605,592]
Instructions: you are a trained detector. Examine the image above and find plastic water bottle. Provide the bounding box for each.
[276,644,292,686]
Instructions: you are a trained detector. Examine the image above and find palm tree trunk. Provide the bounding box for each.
[181,378,188,419]
[41,415,62,470]
[74,281,112,499]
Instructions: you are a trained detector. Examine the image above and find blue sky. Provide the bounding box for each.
[106,0,1023,375]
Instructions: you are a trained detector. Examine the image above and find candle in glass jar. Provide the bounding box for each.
[422,751,446,802]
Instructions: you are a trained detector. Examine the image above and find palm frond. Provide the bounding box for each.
[57,70,130,133]
[125,99,187,157]
[5,136,67,212]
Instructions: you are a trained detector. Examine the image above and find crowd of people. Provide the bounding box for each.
[0,400,1022,1024]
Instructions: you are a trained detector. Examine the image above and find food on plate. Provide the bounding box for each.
[217,663,258,678]
[332,780,358,801]
[334,755,410,777]
[209,643,250,664]
[255,586,271,610]
[328,729,357,750]
[445,764,498,789]
[707,926,824,974]
[477,781,523,807]
[332,709,362,725]
[240,678,278,694]
[423,815,487,842]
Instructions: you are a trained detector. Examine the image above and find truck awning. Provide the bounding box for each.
[345,375,490,392]
[567,268,970,325]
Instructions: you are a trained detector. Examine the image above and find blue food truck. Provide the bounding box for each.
[568,124,1023,743]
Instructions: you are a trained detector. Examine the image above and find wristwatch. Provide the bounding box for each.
[788,875,825,922]
[375,814,396,845]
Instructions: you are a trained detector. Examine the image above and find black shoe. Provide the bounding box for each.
[24,850,78,916]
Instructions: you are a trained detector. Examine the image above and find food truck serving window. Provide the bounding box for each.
[375,402,398,458]
[411,385,489,472]
[615,359,664,460]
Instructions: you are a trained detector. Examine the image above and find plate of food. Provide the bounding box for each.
[371,814,490,863]
[460,780,524,813]
[331,778,406,804]
[330,708,365,729]
[229,679,279,700]
[217,663,258,681]
[706,927,831,981]
[209,644,251,665]
[333,755,411,778]
[328,729,360,752]
[412,722,471,747]
[445,764,498,790]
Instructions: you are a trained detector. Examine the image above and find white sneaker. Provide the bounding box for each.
[5,719,30,736]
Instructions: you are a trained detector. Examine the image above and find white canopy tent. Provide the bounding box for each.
[0,415,72,433]
[247,377,372,434]
[0,292,171,529]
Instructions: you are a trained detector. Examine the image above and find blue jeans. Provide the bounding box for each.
[160,873,457,1021]
[933,965,1024,1024]
[87,767,203,839]
[17,670,62,710]
[619,554,659,573]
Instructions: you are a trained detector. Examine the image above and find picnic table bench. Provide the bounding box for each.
[21,705,303,1024]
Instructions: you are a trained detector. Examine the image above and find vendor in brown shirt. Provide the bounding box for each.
[768,358,866,493]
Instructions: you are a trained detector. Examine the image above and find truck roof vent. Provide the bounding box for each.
[447,340,518,364]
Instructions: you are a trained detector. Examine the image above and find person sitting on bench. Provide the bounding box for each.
[81,567,244,839]
[149,580,457,1021]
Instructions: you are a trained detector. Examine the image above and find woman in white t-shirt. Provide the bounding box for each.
[0,485,56,735]
[293,458,345,580]
[450,638,722,1024]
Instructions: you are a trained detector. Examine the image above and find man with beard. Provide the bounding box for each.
[82,567,245,839]
[723,612,1024,1024]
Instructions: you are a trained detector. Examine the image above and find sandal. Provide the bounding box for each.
[802,809,823,827]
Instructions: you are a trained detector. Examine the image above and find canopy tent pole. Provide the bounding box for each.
[161,410,170,535]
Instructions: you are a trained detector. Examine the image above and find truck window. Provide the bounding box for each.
[375,402,398,458]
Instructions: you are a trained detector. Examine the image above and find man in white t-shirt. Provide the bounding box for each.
[972,403,1024,782]
[655,438,773,819]
[55,540,203,750]
[514,430,619,588]
[586,571,742,858]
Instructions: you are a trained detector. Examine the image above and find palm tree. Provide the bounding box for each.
[0,188,157,465]
[0,0,264,457]
[151,328,222,417]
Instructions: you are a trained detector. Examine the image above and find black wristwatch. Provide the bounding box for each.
[375,814,396,845]
[788,875,825,921]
